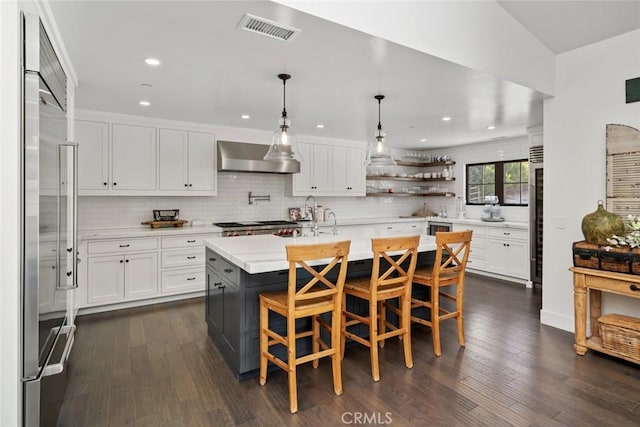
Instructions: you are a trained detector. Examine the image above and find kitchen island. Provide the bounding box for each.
[203,230,437,380]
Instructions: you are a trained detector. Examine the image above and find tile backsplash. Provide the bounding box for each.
[78,172,424,230]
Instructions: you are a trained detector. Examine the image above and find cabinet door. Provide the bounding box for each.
[222,279,240,356]
[124,252,158,300]
[506,239,529,279]
[333,146,365,194]
[292,142,313,193]
[311,144,332,192]
[486,238,508,275]
[187,131,216,192]
[87,255,125,304]
[76,120,109,192]
[112,124,157,190]
[158,128,189,191]
[206,269,224,334]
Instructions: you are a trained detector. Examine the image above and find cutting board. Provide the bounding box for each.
[141,220,189,229]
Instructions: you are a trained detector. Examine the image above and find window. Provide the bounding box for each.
[466,159,529,206]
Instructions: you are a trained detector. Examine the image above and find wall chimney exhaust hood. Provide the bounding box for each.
[217,140,300,174]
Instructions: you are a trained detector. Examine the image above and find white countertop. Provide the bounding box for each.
[203,230,437,274]
[78,216,527,241]
[79,224,224,240]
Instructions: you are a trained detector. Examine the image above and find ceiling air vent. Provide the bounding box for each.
[238,13,301,42]
[529,145,543,163]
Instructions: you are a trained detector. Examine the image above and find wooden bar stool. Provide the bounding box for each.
[411,230,472,356]
[259,240,351,414]
[341,236,420,382]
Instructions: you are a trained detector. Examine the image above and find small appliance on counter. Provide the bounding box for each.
[142,209,188,228]
[481,196,504,222]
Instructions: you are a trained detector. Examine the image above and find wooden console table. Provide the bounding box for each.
[570,267,640,364]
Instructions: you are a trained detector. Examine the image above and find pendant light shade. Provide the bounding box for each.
[365,94,396,166]
[264,73,303,162]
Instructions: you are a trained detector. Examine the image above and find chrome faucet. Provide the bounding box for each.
[304,194,319,237]
[328,211,338,235]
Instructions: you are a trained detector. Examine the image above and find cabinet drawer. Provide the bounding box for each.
[88,238,158,254]
[207,256,240,283]
[161,235,207,249]
[487,227,528,240]
[161,248,204,269]
[161,268,205,294]
[585,275,640,297]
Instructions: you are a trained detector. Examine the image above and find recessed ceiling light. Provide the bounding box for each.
[420,138,427,142]
[139,100,150,106]
[241,114,250,119]
[144,58,160,66]
[316,124,325,129]
[442,116,452,121]
[487,125,495,130]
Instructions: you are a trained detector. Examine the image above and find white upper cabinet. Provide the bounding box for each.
[287,141,364,197]
[112,124,157,191]
[159,129,189,191]
[76,120,109,192]
[159,129,216,195]
[76,115,217,197]
[332,145,365,195]
[187,131,216,193]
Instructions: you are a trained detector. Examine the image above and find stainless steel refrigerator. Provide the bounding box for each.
[21,13,78,427]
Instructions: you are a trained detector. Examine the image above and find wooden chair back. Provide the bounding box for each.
[286,240,351,311]
[431,230,473,285]
[370,236,420,297]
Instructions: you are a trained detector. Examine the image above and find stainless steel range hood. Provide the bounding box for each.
[217,140,300,174]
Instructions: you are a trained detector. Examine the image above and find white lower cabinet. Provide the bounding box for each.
[454,224,528,281]
[161,269,205,294]
[453,224,487,270]
[87,252,158,305]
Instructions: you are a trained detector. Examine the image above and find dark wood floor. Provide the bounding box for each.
[58,274,640,426]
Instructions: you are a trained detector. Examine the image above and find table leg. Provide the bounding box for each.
[573,272,587,355]
[589,288,602,337]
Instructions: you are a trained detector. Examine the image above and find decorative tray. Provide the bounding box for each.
[141,220,189,229]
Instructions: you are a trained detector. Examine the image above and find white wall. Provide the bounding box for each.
[0,2,22,425]
[542,29,640,331]
[274,0,555,95]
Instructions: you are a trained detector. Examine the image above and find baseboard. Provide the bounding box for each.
[540,309,574,332]
[77,291,204,316]
[466,268,530,286]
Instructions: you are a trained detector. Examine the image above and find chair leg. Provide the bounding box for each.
[287,315,298,413]
[431,284,442,357]
[378,300,386,348]
[312,315,320,368]
[331,308,343,396]
[259,300,268,386]
[401,295,413,369]
[369,300,380,382]
[341,295,347,360]
[457,285,465,347]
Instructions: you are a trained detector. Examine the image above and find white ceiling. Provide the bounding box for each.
[48,1,640,149]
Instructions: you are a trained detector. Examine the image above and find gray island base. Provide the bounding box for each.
[203,232,437,380]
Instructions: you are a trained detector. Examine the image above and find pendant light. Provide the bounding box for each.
[264,73,302,162]
[365,94,396,166]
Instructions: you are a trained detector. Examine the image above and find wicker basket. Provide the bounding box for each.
[599,314,640,361]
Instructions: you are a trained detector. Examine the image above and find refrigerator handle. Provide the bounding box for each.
[57,143,78,290]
